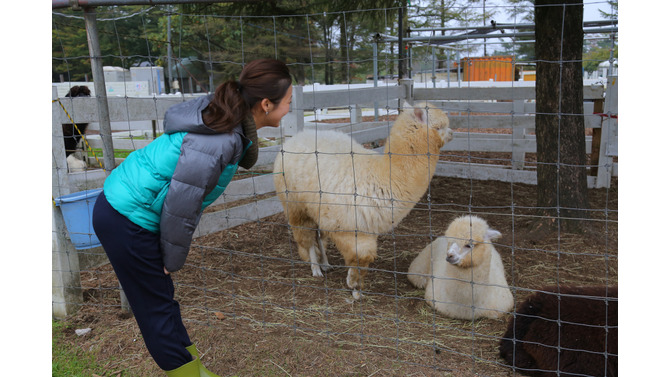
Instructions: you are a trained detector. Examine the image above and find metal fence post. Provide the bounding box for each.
[83,7,115,173]
[399,78,414,108]
[294,85,304,134]
[373,41,379,121]
[83,7,131,313]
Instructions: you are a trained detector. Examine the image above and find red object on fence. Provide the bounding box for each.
[595,113,618,119]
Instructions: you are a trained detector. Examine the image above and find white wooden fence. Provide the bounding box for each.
[52,79,618,317]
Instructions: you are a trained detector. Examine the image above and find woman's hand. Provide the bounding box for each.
[164,267,170,275]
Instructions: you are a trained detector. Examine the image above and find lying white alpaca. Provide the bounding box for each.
[274,102,453,299]
[408,215,513,319]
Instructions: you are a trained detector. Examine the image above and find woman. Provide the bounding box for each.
[92,59,292,376]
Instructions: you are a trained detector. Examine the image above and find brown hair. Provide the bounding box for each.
[202,59,292,133]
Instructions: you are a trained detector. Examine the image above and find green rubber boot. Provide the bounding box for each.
[165,359,200,377]
[186,344,221,377]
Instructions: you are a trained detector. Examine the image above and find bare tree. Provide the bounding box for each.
[533,0,590,237]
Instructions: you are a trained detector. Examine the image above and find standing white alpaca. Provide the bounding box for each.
[408,215,513,319]
[273,102,452,299]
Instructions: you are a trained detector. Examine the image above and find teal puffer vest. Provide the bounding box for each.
[103,131,247,234]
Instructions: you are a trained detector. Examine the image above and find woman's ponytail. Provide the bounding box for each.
[202,80,249,133]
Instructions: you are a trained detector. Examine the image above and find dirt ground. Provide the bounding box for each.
[61,164,617,376]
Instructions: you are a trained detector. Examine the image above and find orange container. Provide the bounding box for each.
[460,56,515,81]
[523,72,536,81]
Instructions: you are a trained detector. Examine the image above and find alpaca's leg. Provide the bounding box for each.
[289,222,324,277]
[316,231,331,271]
[291,228,312,262]
[331,233,377,299]
[308,245,323,277]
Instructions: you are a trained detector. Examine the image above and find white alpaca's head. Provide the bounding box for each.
[444,215,501,268]
[401,101,453,145]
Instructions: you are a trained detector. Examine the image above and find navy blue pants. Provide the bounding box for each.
[92,191,193,371]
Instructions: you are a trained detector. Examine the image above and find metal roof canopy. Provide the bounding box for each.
[377,19,617,46]
[53,0,255,9]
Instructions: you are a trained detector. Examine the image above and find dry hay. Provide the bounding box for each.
[64,175,617,376]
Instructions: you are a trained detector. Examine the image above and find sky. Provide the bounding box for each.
[405,0,617,58]
[583,0,613,20]
[484,0,615,21]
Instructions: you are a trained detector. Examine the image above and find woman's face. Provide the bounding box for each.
[254,85,293,129]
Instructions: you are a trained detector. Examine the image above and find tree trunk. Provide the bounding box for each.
[322,19,333,85]
[534,0,589,236]
[339,18,348,83]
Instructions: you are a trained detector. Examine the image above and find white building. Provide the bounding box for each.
[597,58,618,78]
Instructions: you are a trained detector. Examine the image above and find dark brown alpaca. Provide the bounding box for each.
[499,286,617,377]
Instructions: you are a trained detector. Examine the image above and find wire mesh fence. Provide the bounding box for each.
[52,1,617,376]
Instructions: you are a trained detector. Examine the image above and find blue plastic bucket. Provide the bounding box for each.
[54,188,103,250]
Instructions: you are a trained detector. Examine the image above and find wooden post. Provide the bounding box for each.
[52,87,83,319]
[595,76,618,188]
[350,104,362,123]
[152,119,158,139]
[589,98,604,177]
[282,85,303,135]
[512,100,526,170]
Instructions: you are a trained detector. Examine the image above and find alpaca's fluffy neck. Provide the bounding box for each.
[377,121,443,204]
[384,121,442,156]
[448,250,492,288]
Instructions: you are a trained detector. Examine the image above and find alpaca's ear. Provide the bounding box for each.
[485,229,502,241]
[402,101,428,124]
[413,106,428,124]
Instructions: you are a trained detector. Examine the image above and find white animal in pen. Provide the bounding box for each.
[273,102,453,299]
[66,153,87,173]
[407,215,513,319]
